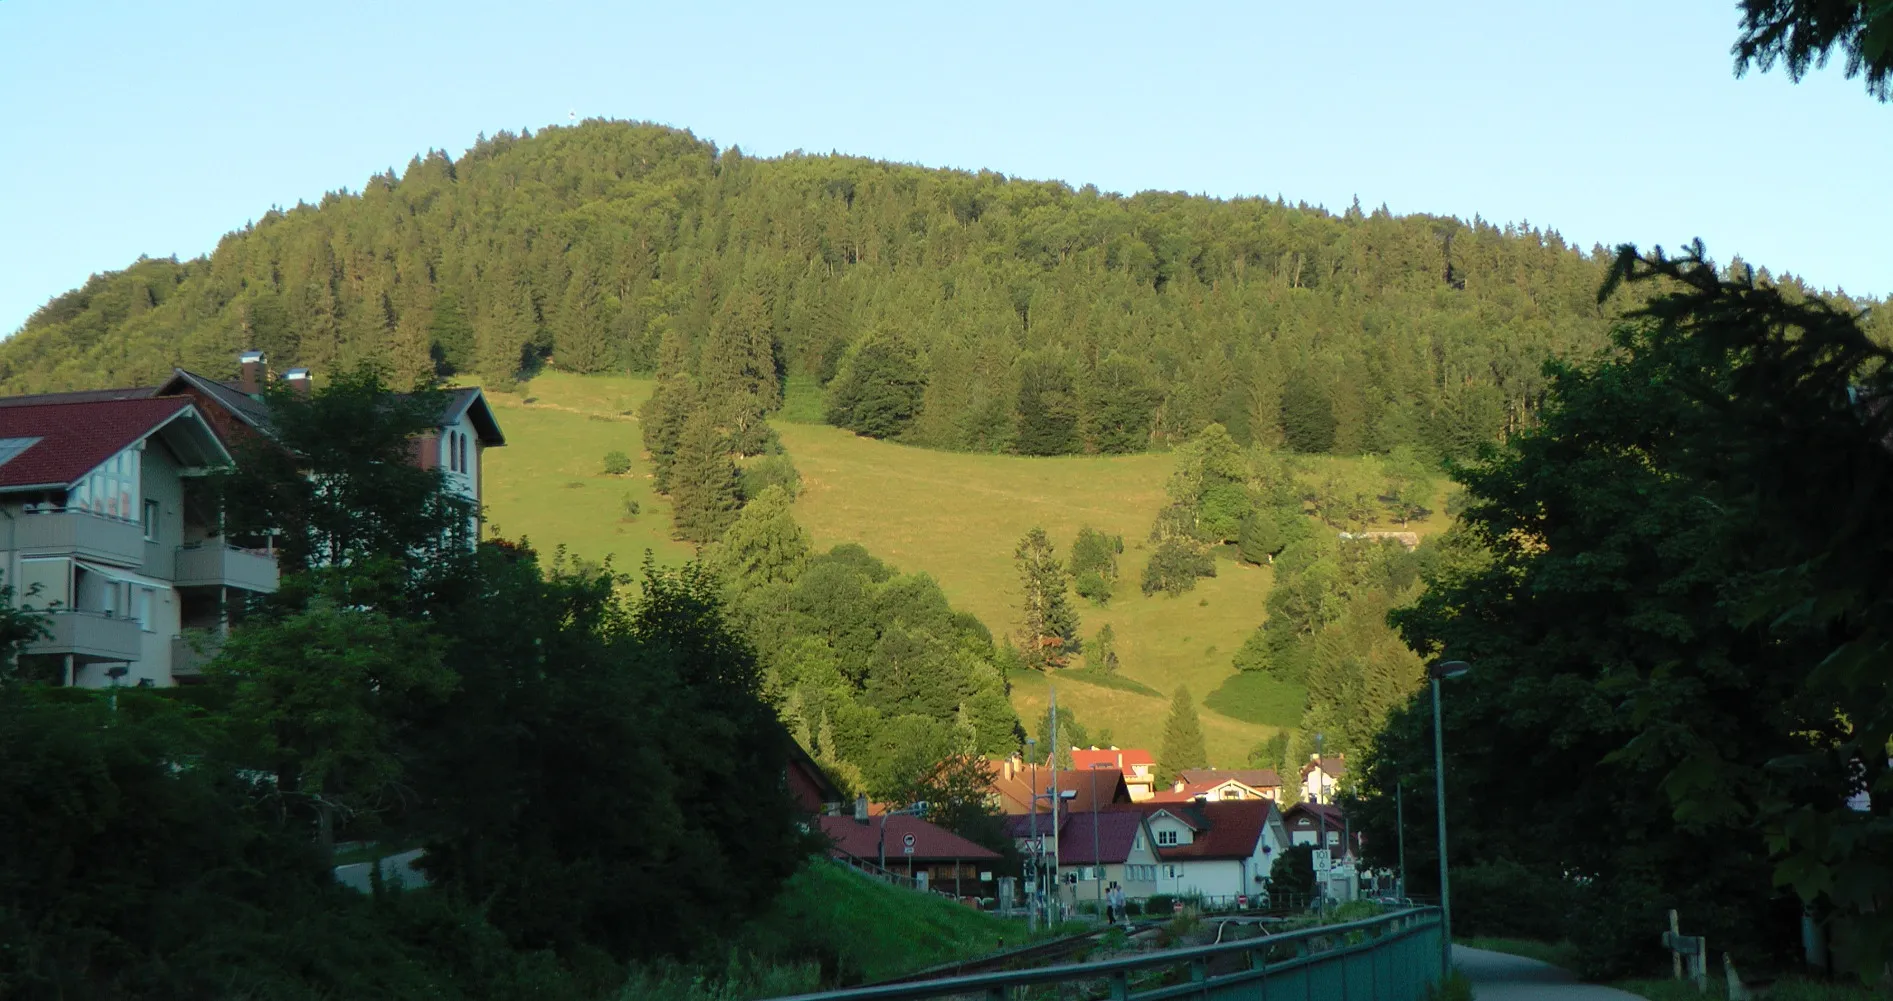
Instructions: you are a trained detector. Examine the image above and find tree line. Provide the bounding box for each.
[22,120,1885,462]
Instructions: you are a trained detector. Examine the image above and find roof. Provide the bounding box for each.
[1054,811,1148,865]
[1109,800,1278,861]
[988,763,1131,815]
[1284,802,1346,828]
[1071,748,1156,772]
[784,735,843,810]
[817,814,1000,862]
[1302,755,1346,779]
[156,370,273,431]
[1178,769,1282,789]
[0,398,228,492]
[154,370,506,446]
[0,387,157,408]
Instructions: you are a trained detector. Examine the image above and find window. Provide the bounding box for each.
[1164,864,1181,879]
[1326,831,1340,846]
[143,499,161,541]
[1132,830,1145,850]
[1221,788,1242,800]
[70,447,141,520]
[135,588,153,632]
[1157,830,1178,846]
[0,436,42,469]
[459,432,469,473]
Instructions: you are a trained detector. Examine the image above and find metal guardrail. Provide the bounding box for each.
[768,906,1443,1001]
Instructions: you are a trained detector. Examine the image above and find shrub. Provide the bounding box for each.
[1453,859,1571,942]
[1140,539,1216,596]
[623,497,641,519]
[602,450,632,475]
[1073,570,1113,605]
[1146,894,1177,916]
[740,453,801,500]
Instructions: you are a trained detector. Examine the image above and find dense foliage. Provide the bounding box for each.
[1345,246,1893,978]
[0,372,815,999]
[707,487,1024,801]
[6,120,1765,462]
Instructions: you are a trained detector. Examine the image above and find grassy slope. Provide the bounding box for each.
[482,372,1450,767]
[741,860,1030,984]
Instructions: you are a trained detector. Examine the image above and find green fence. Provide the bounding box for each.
[770,906,1442,1000]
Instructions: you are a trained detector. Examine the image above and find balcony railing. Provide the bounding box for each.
[174,542,279,593]
[28,609,142,664]
[13,509,145,567]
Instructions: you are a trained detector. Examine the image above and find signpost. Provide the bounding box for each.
[902,833,916,856]
[1312,849,1332,872]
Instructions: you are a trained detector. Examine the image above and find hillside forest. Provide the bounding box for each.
[25,118,1889,460]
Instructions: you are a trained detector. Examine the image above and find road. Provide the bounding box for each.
[1455,945,1646,1001]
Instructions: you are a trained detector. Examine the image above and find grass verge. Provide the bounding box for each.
[738,859,1030,985]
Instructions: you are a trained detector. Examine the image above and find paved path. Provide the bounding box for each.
[1455,946,1645,1001]
[332,848,429,893]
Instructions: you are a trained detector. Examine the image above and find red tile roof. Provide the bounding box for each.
[1053,811,1149,865]
[986,761,1131,815]
[1177,769,1282,789]
[0,398,201,491]
[817,815,1000,862]
[1072,748,1155,772]
[1284,802,1346,829]
[1110,800,1278,861]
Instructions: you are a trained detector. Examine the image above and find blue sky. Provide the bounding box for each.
[1,0,1885,334]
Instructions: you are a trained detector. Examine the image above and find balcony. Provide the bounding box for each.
[170,629,224,677]
[13,509,145,567]
[175,543,279,593]
[28,609,142,664]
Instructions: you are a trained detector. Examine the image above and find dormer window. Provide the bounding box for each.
[1157,829,1178,846]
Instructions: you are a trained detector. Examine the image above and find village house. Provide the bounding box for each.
[1111,799,1290,904]
[818,811,1001,899]
[1301,753,1345,804]
[0,396,266,688]
[985,754,1133,816]
[1152,768,1283,803]
[1071,747,1158,801]
[1282,801,1359,903]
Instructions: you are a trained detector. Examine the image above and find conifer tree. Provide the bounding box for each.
[708,484,807,587]
[555,255,612,373]
[640,377,699,494]
[1014,527,1079,668]
[1158,685,1208,784]
[429,290,476,373]
[1013,351,1080,456]
[1090,623,1120,674]
[668,406,745,544]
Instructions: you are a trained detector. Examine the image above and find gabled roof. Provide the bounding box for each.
[1301,755,1346,779]
[156,369,273,432]
[153,370,506,447]
[1055,811,1149,865]
[817,815,1000,862]
[1283,802,1346,828]
[1110,800,1279,861]
[0,398,229,492]
[1178,769,1283,789]
[986,761,1131,816]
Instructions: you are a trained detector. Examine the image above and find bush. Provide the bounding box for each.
[740,453,801,500]
[1073,570,1113,605]
[602,450,632,475]
[1146,894,1177,916]
[624,497,641,518]
[1453,859,1571,942]
[1140,539,1216,597]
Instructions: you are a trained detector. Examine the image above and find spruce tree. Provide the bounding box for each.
[1014,527,1079,668]
[555,256,611,373]
[667,406,745,544]
[1158,685,1208,784]
[825,329,926,438]
[1090,624,1120,674]
[1013,351,1080,455]
[708,484,808,588]
[639,377,698,493]
[429,291,476,373]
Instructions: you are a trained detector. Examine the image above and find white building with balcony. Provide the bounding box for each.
[0,395,276,688]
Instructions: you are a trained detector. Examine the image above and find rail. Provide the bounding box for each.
[768,906,1442,1000]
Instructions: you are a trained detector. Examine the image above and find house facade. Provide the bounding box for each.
[0,397,276,688]
[1071,747,1158,801]
[1301,754,1345,804]
[1109,800,1290,903]
[819,813,1001,898]
[1154,768,1284,803]
[1050,811,1163,909]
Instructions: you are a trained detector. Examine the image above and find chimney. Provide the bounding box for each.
[283,368,312,397]
[238,350,266,396]
[853,794,869,825]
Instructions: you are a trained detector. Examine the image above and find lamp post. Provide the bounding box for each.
[1314,731,1327,919]
[1090,767,1103,914]
[1027,738,1040,931]
[1429,659,1472,977]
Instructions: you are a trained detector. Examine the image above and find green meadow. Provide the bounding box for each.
[481,372,1450,768]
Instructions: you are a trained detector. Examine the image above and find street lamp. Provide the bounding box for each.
[1027,738,1041,931]
[1314,731,1327,919]
[1429,659,1471,977]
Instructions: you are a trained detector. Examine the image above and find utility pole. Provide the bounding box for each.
[1315,732,1327,920]
[1050,687,1062,926]
[1396,783,1407,901]
[1027,738,1040,932]
[1090,768,1103,914]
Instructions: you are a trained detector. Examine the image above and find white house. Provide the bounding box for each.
[1123,800,1290,903]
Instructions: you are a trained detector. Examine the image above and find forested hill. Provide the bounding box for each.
[1,119,1730,455]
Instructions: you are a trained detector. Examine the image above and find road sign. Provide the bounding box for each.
[1312,849,1332,873]
[902,832,916,855]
